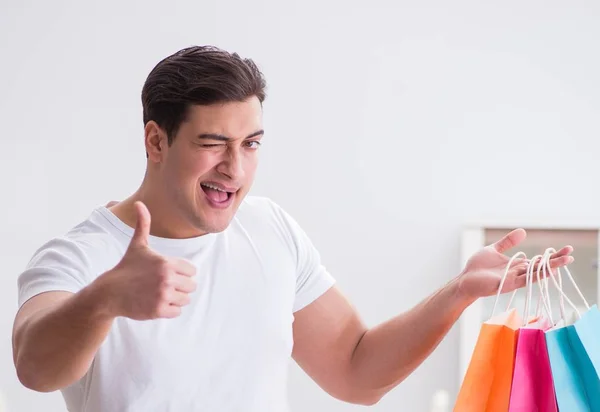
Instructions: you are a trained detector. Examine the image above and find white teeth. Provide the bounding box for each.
[202,183,226,192]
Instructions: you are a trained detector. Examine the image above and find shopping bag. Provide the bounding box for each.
[543,252,600,411]
[508,254,558,412]
[453,252,525,412]
[546,311,600,411]
[454,310,521,411]
[546,326,589,411]
[571,305,600,407]
[509,328,557,411]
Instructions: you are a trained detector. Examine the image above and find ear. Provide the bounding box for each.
[144,121,167,162]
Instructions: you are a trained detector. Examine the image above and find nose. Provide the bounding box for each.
[217,148,245,181]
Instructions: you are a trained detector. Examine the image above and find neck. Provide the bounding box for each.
[109,178,207,240]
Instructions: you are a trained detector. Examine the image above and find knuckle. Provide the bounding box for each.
[155,257,171,273]
[159,273,172,288]
[156,265,173,283]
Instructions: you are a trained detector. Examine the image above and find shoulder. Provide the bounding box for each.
[25,207,123,274]
[234,195,314,255]
[17,208,123,307]
[236,195,283,218]
[67,208,124,253]
[235,195,302,237]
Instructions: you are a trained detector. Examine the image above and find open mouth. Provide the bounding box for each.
[200,182,235,204]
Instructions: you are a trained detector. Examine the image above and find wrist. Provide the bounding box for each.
[82,271,121,320]
[451,272,478,309]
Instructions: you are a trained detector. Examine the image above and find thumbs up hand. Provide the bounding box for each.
[96,201,197,320]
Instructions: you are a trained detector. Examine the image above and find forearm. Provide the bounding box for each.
[349,277,474,399]
[14,280,115,392]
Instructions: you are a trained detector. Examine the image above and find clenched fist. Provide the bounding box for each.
[96,201,197,320]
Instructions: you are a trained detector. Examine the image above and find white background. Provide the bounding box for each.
[1,0,599,411]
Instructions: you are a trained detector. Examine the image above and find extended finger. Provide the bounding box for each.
[130,201,151,248]
[546,245,573,258]
[510,258,529,267]
[521,254,570,274]
[547,255,574,268]
[512,264,530,276]
[492,229,527,253]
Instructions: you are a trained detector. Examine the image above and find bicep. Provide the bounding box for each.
[292,285,367,400]
[13,292,74,359]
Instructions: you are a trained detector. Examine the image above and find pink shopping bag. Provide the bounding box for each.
[508,254,558,412]
[508,328,557,411]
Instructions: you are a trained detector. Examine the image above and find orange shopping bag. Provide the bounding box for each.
[453,252,526,412]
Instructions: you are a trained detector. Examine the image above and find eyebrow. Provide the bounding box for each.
[197,130,264,142]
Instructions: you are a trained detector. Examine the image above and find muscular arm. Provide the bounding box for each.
[292,229,574,405]
[13,201,199,393]
[12,279,115,392]
[292,279,471,405]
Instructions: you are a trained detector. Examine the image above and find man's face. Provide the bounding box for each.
[156,96,263,234]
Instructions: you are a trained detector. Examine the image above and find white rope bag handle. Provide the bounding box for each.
[537,248,562,323]
[522,254,554,327]
[491,251,528,318]
[542,247,589,321]
[533,250,555,325]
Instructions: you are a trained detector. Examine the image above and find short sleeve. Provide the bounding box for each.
[17,237,91,308]
[270,202,336,312]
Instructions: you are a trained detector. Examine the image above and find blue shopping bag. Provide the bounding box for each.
[540,248,600,411]
[571,306,600,407]
[546,316,600,412]
[546,305,600,410]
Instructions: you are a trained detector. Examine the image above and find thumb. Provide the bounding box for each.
[492,228,527,253]
[130,201,151,247]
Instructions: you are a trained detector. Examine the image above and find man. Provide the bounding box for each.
[12,45,573,411]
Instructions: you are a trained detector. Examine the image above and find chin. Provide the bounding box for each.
[196,215,234,234]
[191,188,247,234]
[204,222,231,234]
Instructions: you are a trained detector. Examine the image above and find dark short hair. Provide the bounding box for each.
[141,45,267,143]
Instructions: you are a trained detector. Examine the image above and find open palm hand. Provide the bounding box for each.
[457,229,574,301]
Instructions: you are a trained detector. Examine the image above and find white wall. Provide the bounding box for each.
[1,1,599,411]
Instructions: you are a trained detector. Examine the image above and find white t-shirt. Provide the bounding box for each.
[17,196,335,412]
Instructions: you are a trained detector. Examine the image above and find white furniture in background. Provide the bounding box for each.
[458,224,600,384]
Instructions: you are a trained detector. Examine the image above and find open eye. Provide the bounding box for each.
[245,141,262,149]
